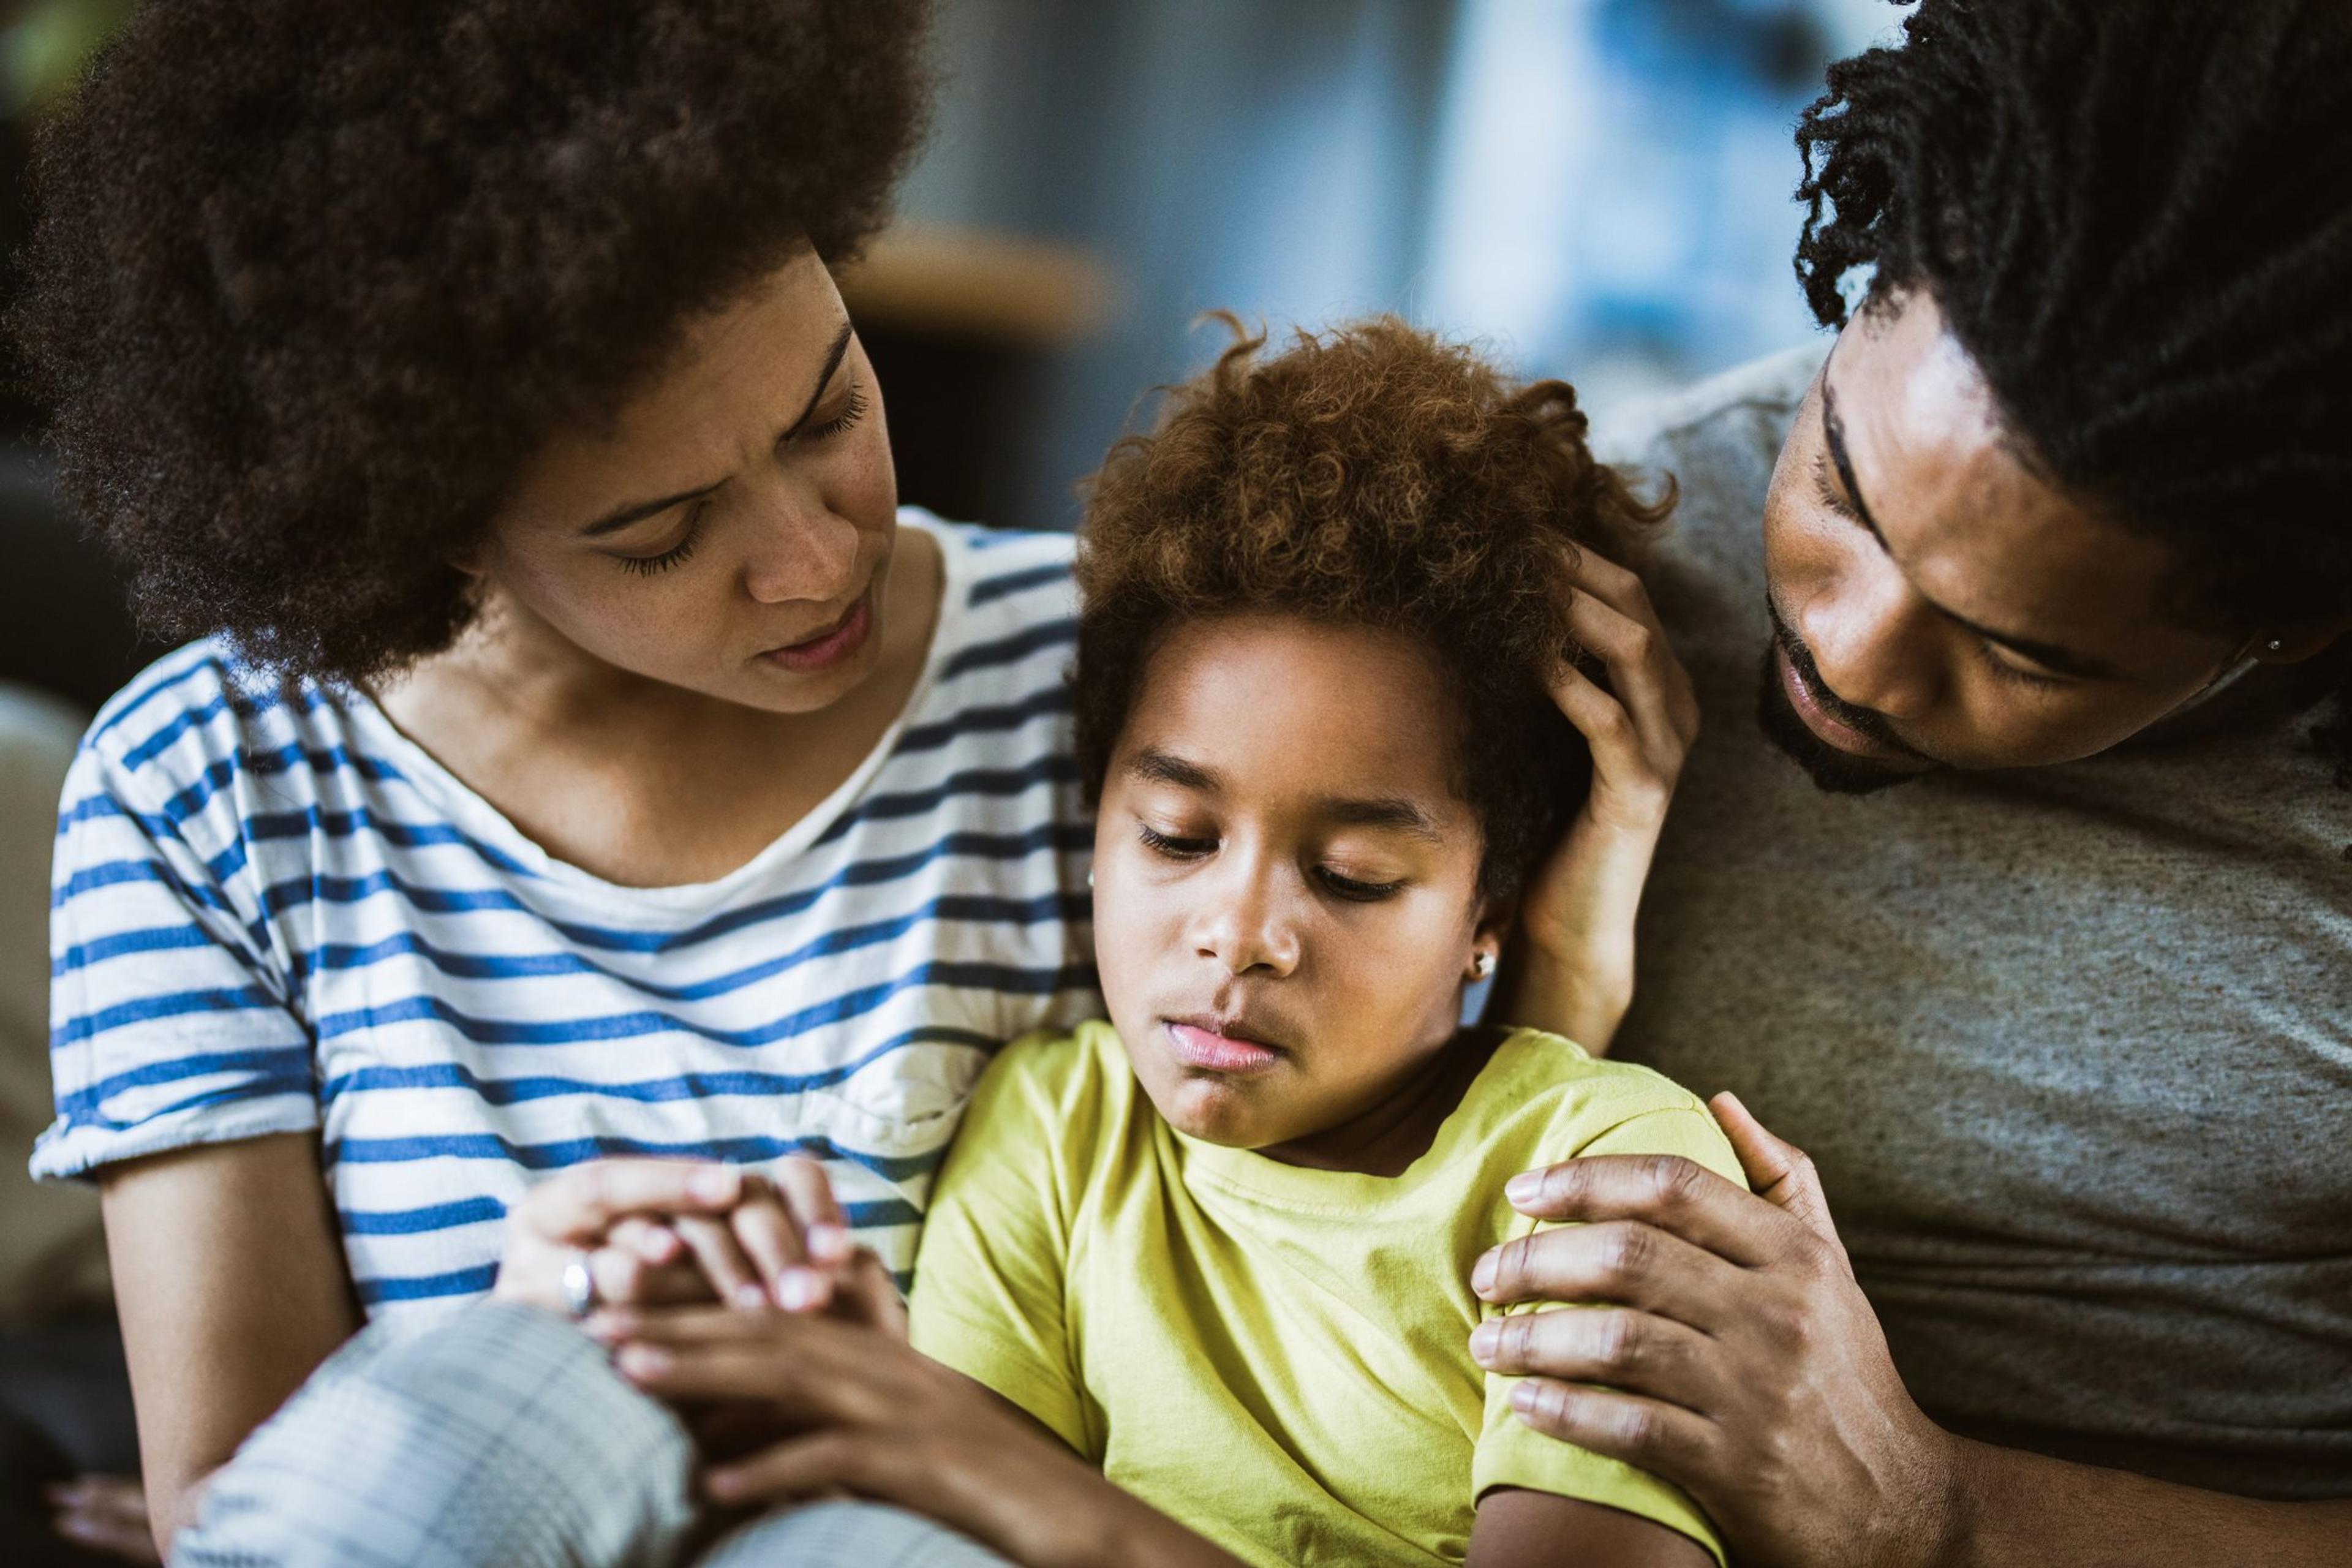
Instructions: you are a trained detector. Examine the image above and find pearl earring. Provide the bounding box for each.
[1085,869,1095,889]
[2266,638,2284,654]
[1471,951,1496,979]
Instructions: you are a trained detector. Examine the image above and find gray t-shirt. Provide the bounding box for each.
[1595,345,2351,1501]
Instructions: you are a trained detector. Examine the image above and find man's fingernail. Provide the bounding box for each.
[1471,1251,1499,1295]
[1469,1321,1499,1362]
[693,1166,740,1203]
[1505,1170,1543,1205]
[776,1269,820,1311]
[733,1283,770,1311]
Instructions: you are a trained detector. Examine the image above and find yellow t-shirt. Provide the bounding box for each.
[908,1022,1742,1567]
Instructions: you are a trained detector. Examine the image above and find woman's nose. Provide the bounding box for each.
[739,489,862,606]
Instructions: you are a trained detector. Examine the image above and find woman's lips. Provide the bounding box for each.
[761,592,872,673]
[1164,1020,1284,1074]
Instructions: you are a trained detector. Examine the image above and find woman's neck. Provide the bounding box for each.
[1255,1027,1505,1179]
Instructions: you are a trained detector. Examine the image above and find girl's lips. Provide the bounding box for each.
[762,592,872,673]
[1164,1020,1283,1074]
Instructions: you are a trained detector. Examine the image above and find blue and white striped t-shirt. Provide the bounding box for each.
[34,513,1098,1322]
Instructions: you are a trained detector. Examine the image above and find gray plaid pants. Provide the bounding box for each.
[173,1302,1014,1568]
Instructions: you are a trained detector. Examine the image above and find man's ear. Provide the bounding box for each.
[2251,619,2352,665]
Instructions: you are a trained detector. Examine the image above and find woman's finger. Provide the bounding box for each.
[770,1157,852,1265]
[728,1182,824,1312]
[606,1215,684,1267]
[522,1159,742,1243]
[1470,1306,1722,1414]
[672,1213,767,1310]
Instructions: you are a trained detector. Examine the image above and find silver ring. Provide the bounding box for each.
[560,1253,598,1321]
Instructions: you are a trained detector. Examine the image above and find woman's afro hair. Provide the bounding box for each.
[10,0,931,681]
[1074,316,1671,907]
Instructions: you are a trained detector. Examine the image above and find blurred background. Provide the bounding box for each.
[0,2,1909,1558]
[0,0,1913,712]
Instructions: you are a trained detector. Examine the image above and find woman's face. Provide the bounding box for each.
[476,251,900,713]
[1091,613,1502,1155]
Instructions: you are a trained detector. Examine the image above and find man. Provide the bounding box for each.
[1476,3,2352,1564]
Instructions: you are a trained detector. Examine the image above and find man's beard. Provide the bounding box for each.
[1755,601,1937,797]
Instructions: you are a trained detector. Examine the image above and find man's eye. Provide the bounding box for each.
[1136,823,1213,859]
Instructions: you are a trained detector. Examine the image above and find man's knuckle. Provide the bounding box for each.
[1601,1223,1653,1280]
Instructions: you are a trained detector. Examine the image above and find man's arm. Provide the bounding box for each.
[1469,1096,2352,1568]
[101,1132,361,1556]
[1468,1490,1714,1568]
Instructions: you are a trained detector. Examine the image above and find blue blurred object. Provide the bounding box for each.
[897,0,1912,529]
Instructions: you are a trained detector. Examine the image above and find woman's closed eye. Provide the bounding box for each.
[614,502,708,576]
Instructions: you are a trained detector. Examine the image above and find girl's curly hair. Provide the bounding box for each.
[1074,316,1671,906]
[10,0,930,682]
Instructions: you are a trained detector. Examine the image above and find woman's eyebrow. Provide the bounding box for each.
[778,319,856,439]
[578,318,856,538]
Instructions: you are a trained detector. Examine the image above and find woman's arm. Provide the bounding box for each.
[1468,1489,1714,1568]
[100,1131,361,1556]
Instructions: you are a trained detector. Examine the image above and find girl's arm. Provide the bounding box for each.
[603,1306,1246,1568]
[1468,1488,1716,1568]
[1496,547,1699,1055]
[100,1131,361,1556]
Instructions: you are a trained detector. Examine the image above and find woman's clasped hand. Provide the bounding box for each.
[490,1157,900,1326]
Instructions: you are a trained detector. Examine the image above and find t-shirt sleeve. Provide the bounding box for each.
[1472,1104,1747,1567]
[32,740,315,1182]
[907,1031,1095,1457]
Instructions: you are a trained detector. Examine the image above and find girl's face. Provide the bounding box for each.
[473,251,901,712]
[1091,613,1505,1155]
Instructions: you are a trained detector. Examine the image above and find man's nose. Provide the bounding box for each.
[1799,556,1942,721]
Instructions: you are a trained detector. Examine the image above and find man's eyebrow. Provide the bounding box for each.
[577,318,855,539]
[1819,376,2125,682]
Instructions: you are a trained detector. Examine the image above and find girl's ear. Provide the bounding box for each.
[1467,899,1515,982]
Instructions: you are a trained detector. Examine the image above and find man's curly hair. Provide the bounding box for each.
[1074,317,1669,907]
[10,0,930,681]
[1794,0,2352,779]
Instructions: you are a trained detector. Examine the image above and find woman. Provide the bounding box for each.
[18,1,1694,1559]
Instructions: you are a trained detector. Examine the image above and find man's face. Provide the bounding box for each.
[1757,291,2247,793]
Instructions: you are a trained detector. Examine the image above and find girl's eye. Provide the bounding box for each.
[1136,823,1213,859]
[801,385,870,442]
[616,505,705,577]
[1317,867,1405,902]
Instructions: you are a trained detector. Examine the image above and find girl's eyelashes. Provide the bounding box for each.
[1136,822,1213,859]
[1133,820,1407,900]
[616,503,706,576]
[802,385,870,442]
[1316,868,1404,902]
